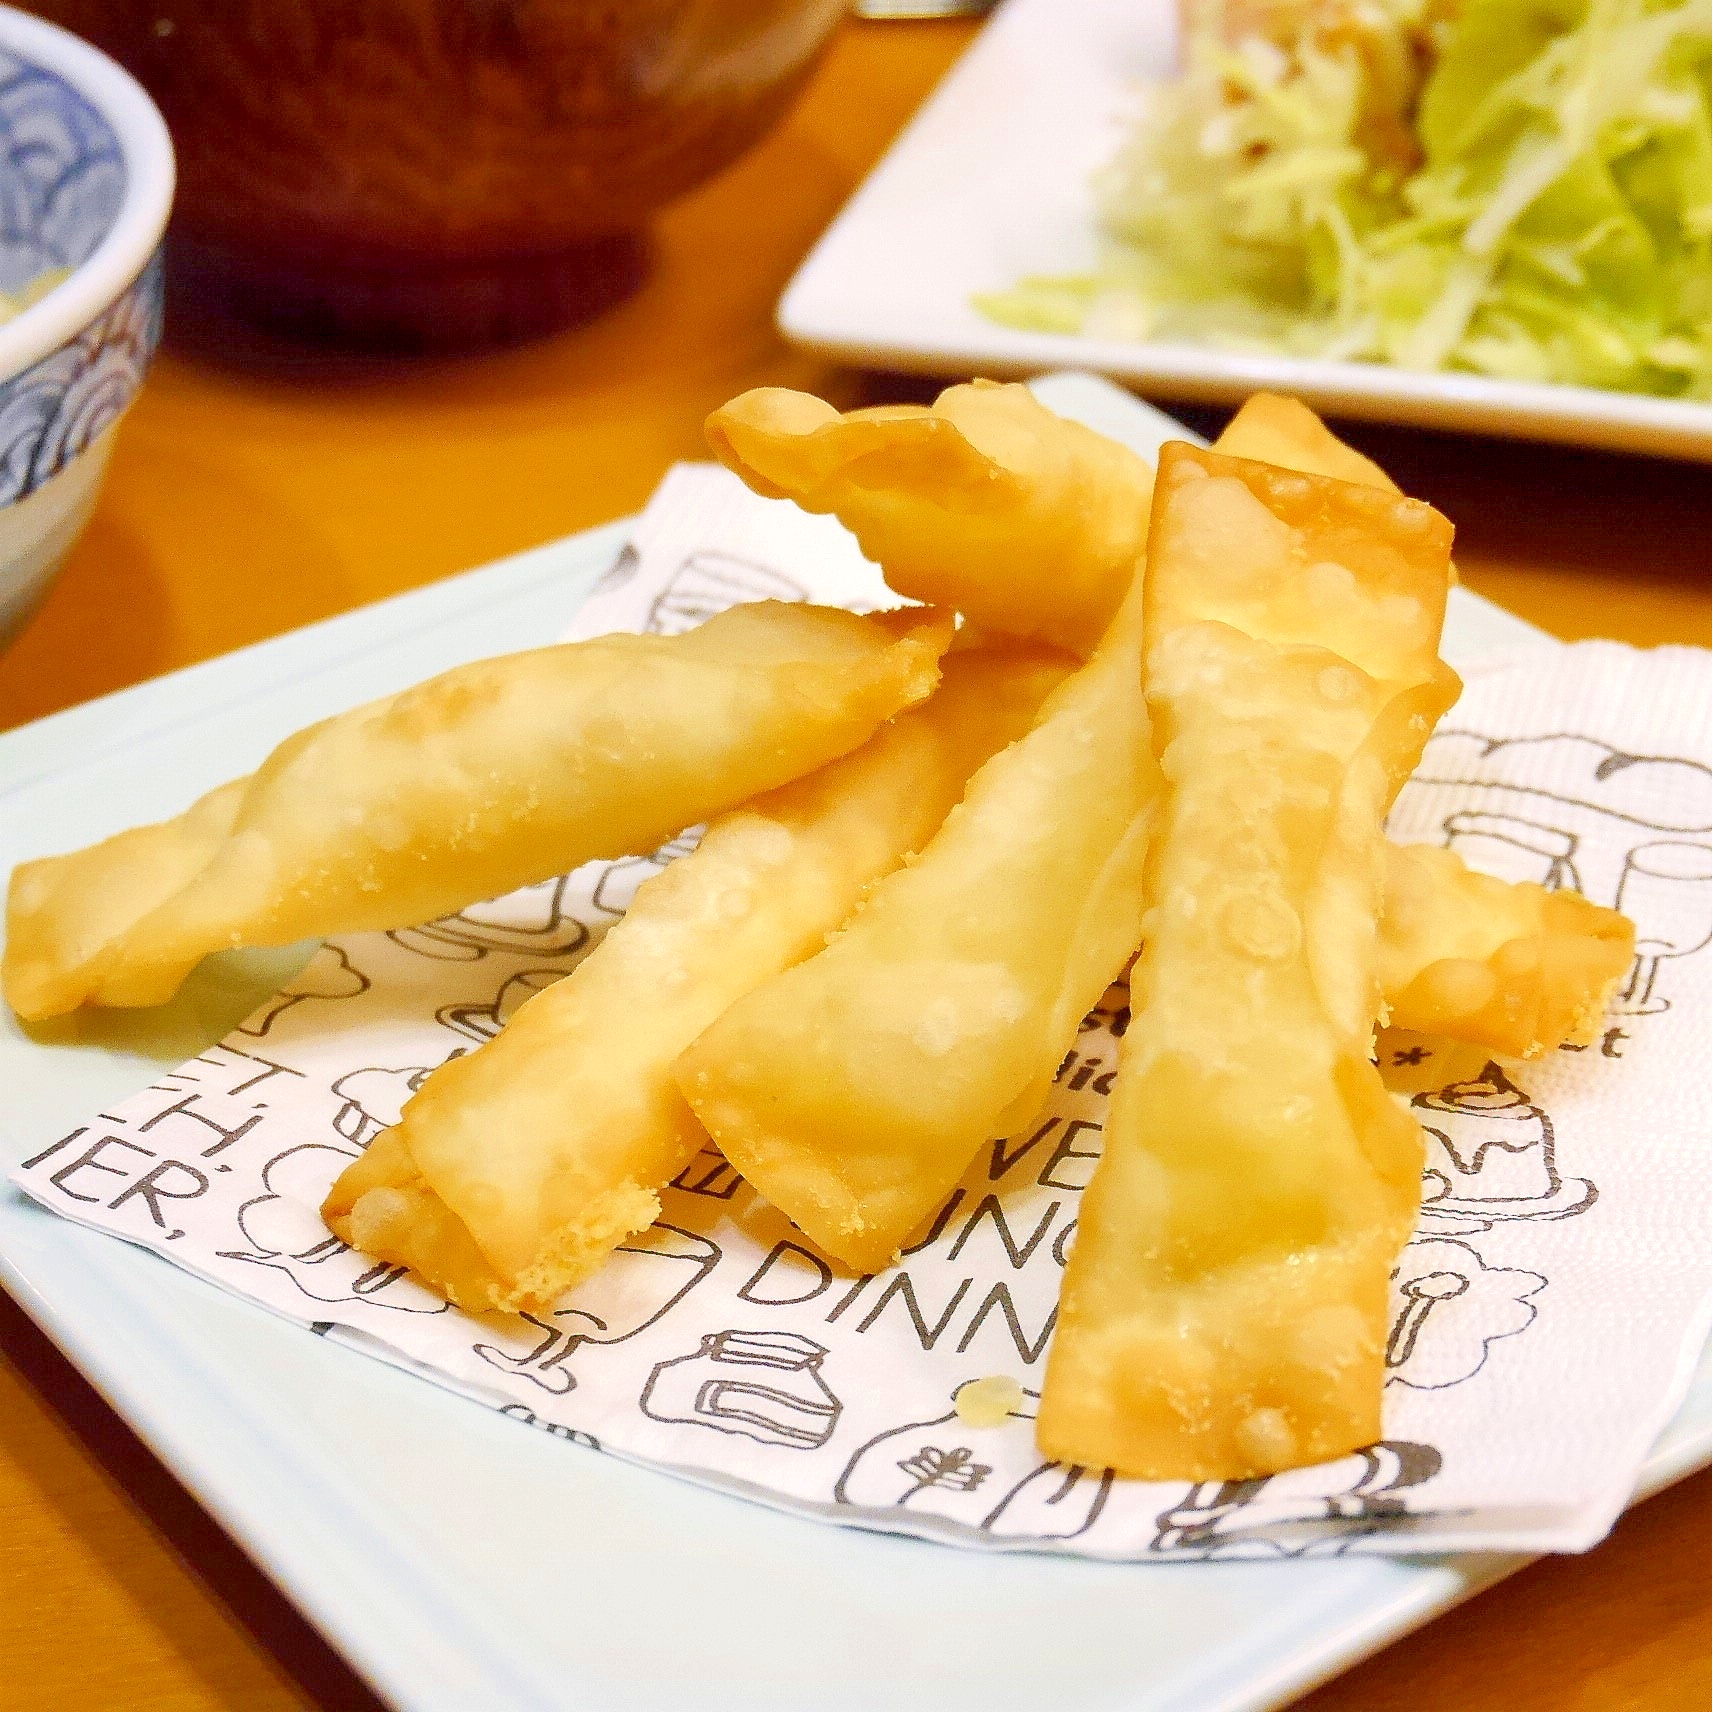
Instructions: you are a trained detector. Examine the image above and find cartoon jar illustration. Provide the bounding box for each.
[640,1330,841,1450]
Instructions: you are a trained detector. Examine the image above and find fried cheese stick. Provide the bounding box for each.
[1040,444,1459,1480]
[5,602,952,1020]
[321,647,1072,1311]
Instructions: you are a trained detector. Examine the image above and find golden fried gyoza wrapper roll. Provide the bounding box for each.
[677,575,1162,1276]
[1039,444,1459,1481]
[321,647,1073,1312]
[705,380,1155,655]
[1379,843,1635,1057]
[318,1128,506,1307]
[5,602,953,1021]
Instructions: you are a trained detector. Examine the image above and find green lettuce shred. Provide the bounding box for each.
[976,0,1712,398]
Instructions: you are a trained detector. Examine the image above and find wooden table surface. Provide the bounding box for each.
[3,15,1711,1712]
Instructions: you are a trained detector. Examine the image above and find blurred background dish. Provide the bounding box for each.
[0,6,171,647]
[31,0,849,349]
[780,0,1712,463]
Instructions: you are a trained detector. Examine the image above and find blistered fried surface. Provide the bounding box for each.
[1146,448,1450,688]
[1380,842,1636,1057]
[705,381,1155,654]
[1218,383,1633,1061]
[1039,444,1457,1481]
[4,602,953,1021]
[677,578,1161,1276]
[321,649,1070,1312]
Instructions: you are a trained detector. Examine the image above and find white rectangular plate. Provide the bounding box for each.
[3,378,1710,1712]
[784,0,1712,462]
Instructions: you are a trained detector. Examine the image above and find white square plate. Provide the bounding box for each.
[3,377,1709,1712]
[782,0,1712,462]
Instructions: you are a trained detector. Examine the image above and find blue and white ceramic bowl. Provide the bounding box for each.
[0,6,171,644]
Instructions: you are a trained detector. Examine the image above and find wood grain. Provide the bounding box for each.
[3,16,1711,1710]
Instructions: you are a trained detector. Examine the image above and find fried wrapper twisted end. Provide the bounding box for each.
[1039,445,1461,1481]
[705,380,1155,654]
[1379,843,1635,1057]
[1216,396,1639,1059]
[4,602,954,1021]
[321,647,1073,1312]
[677,568,1162,1276]
[1214,392,1400,493]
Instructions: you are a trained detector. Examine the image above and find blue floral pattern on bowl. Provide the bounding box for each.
[0,45,162,506]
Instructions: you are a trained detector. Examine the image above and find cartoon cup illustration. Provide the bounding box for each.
[1612,840,1712,1014]
[390,875,591,961]
[1442,810,1580,892]
[437,967,563,1044]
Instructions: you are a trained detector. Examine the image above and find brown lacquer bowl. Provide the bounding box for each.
[30,0,848,346]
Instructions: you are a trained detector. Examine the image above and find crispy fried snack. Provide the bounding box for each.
[5,602,953,1021]
[318,1128,507,1309]
[1219,398,1644,1064]
[1039,444,1459,1481]
[1213,392,1400,491]
[705,380,1155,654]
[677,576,1161,1276]
[1379,842,1635,1057]
[2,775,253,1016]
[322,648,1072,1312]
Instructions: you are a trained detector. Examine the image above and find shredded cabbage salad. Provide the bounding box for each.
[976,0,1712,397]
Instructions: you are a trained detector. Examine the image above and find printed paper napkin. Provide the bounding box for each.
[15,465,1712,1560]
